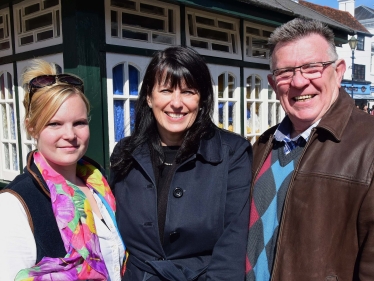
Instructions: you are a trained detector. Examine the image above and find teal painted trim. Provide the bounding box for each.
[180,4,186,47]
[13,61,23,171]
[99,55,111,173]
[171,0,284,26]
[0,45,64,65]
[61,0,108,170]
[105,44,270,70]
[203,56,270,70]
[106,44,159,57]
[0,180,9,189]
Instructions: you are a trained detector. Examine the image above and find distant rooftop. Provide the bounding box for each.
[355,5,374,21]
[299,0,370,34]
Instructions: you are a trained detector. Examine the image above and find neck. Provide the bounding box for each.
[159,132,184,146]
[290,127,305,139]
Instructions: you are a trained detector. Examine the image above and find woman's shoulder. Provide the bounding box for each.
[111,136,131,155]
[214,127,250,148]
[5,171,35,192]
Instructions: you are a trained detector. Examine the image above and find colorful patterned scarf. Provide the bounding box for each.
[15,151,122,281]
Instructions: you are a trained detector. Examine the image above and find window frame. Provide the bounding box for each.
[186,8,242,60]
[208,64,241,134]
[0,63,20,181]
[243,21,274,63]
[106,53,151,154]
[105,0,180,50]
[13,0,62,54]
[353,63,365,81]
[0,8,12,57]
[357,35,365,51]
[243,68,284,144]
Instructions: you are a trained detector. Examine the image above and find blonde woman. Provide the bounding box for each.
[0,59,125,281]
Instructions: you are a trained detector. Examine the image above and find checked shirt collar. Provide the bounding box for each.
[274,116,320,155]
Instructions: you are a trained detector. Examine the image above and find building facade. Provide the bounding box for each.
[0,0,352,186]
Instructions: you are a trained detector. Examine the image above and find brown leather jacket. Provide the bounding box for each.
[251,89,374,281]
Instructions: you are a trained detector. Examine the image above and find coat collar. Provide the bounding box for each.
[132,126,224,165]
[316,88,354,142]
[258,88,354,144]
[196,127,223,164]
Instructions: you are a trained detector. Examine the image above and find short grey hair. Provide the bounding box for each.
[268,18,338,67]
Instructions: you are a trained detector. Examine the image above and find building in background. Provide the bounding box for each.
[299,0,373,104]
[355,5,374,98]
[0,0,353,186]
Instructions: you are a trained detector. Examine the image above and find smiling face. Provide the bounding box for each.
[35,94,90,173]
[268,33,346,132]
[147,79,200,146]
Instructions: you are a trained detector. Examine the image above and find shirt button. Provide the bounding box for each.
[173,187,183,198]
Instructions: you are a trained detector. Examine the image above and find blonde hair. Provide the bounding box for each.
[22,59,90,138]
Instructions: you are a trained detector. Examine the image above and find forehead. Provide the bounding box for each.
[272,34,330,68]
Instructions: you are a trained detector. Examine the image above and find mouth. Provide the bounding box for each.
[165,112,187,119]
[293,95,315,102]
[59,145,79,149]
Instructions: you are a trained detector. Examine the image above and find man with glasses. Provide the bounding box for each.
[246,18,374,281]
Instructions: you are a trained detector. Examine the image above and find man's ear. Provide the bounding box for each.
[267,74,279,100]
[334,59,346,87]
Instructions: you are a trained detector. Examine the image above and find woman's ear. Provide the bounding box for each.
[147,96,153,109]
[25,118,36,139]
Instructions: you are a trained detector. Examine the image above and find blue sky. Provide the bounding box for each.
[307,0,373,9]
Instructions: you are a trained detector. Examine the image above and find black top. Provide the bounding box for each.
[156,146,179,244]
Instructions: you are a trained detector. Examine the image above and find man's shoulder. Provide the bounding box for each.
[257,125,278,144]
[347,108,374,137]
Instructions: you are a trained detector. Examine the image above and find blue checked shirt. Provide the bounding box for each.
[274,116,320,155]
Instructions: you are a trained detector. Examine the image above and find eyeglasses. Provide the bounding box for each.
[272,61,336,85]
[28,74,84,97]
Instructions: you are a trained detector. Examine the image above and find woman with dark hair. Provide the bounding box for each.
[110,46,252,280]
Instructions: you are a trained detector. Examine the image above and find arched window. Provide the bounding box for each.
[217,72,238,132]
[112,63,140,142]
[267,84,284,128]
[245,74,262,143]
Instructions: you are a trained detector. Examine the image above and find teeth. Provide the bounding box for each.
[294,95,313,101]
[167,113,185,118]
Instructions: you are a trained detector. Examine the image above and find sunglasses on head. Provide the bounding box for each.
[28,74,84,98]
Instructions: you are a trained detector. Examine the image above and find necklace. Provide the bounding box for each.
[163,162,173,166]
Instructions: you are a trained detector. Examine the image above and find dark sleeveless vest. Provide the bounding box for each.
[1,152,65,263]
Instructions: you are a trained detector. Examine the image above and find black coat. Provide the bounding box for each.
[111,127,252,281]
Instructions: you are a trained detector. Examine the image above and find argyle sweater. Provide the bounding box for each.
[246,142,304,281]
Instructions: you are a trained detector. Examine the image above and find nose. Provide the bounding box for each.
[290,69,310,88]
[63,125,76,140]
[170,90,182,108]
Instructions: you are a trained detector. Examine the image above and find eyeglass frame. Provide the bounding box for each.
[27,74,84,113]
[272,60,336,83]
